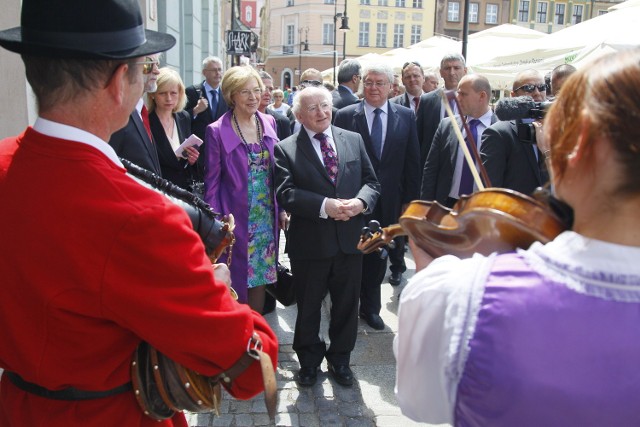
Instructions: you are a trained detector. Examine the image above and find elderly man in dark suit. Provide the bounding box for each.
[274,86,380,388]
[108,54,162,176]
[334,63,421,331]
[416,53,468,169]
[332,59,361,109]
[421,74,497,207]
[480,70,549,195]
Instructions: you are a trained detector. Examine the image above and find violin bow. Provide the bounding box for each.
[440,90,492,190]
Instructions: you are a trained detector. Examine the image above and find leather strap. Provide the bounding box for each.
[4,371,131,401]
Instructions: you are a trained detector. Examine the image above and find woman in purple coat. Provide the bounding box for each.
[204,66,288,313]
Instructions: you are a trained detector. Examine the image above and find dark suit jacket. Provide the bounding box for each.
[185,81,229,141]
[421,114,498,204]
[273,126,380,261]
[109,110,162,176]
[480,120,548,196]
[390,92,419,111]
[265,108,292,141]
[332,85,359,109]
[148,110,195,190]
[333,101,421,227]
[416,88,445,169]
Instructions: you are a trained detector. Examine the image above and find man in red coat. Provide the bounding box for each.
[0,1,278,426]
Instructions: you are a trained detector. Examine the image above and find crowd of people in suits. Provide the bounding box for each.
[105,48,576,391]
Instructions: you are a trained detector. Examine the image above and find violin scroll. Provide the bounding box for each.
[357,220,404,258]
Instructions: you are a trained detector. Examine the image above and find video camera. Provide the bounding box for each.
[494,96,553,144]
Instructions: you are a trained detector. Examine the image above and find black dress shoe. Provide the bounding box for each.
[389,271,402,286]
[297,366,318,387]
[360,312,385,330]
[328,364,354,387]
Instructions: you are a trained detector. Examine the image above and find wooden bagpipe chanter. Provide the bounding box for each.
[357,91,573,260]
[120,159,276,421]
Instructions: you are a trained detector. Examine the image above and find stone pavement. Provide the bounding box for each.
[186,245,449,427]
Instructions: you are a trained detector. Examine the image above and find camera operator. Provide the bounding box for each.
[480,70,549,195]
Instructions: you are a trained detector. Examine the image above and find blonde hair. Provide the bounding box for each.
[220,66,265,108]
[272,89,285,98]
[147,67,186,113]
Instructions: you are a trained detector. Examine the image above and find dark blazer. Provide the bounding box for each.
[333,101,421,227]
[148,110,195,190]
[480,120,548,196]
[390,92,419,111]
[109,110,162,176]
[416,88,446,169]
[421,114,498,204]
[185,81,229,141]
[265,108,292,141]
[273,126,380,261]
[332,85,359,109]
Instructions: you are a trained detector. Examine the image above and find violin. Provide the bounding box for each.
[357,91,570,259]
[358,188,568,258]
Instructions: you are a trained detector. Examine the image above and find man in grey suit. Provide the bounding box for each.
[416,53,468,168]
[421,74,496,207]
[108,54,162,175]
[334,63,421,331]
[480,70,549,196]
[274,86,380,388]
[332,59,361,109]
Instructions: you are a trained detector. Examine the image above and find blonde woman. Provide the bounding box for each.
[204,66,288,313]
[147,67,200,190]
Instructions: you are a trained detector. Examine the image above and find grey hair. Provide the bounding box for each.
[292,86,333,115]
[337,59,362,84]
[362,63,394,85]
[202,56,223,69]
[258,70,273,81]
[440,53,466,68]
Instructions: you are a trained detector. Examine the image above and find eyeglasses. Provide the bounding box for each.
[237,87,263,98]
[514,83,547,93]
[136,57,160,74]
[306,102,332,113]
[363,81,388,88]
[402,61,422,70]
[299,80,323,88]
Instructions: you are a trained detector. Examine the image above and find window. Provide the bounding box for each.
[359,22,370,46]
[536,1,548,23]
[396,0,406,7]
[412,0,422,8]
[572,4,583,24]
[518,0,529,22]
[486,3,498,23]
[393,24,405,47]
[447,1,460,21]
[598,9,608,16]
[376,23,387,47]
[286,24,295,46]
[323,23,334,45]
[469,3,479,23]
[410,24,422,44]
[361,0,371,4]
[555,3,565,24]
[379,0,388,5]
[286,0,294,6]
[324,0,335,3]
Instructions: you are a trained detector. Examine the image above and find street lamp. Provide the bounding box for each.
[333,0,350,86]
[298,27,310,85]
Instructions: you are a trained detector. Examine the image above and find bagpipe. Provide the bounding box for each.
[120,159,276,421]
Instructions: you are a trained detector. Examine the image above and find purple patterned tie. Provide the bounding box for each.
[458,119,480,197]
[315,133,338,185]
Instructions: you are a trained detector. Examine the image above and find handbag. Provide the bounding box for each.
[266,262,296,306]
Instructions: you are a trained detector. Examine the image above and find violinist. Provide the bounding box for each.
[394,48,640,426]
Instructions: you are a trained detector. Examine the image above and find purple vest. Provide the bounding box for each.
[455,253,640,426]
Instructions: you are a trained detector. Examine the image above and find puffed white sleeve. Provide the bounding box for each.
[393,253,495,423]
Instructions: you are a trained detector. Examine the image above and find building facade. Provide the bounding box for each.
[434,0,512,38]
[510,0,622,33]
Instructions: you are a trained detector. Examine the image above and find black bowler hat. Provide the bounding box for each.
[0,0,175,59]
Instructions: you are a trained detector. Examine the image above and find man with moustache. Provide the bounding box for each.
[274,86,379,388]
[480,70,549,195]
[334,63,420,330]
[109,54,162,175]
[416,53,468,168]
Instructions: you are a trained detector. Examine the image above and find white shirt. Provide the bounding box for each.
[394,231,640,423]
[303,127,337,219]
[33,117,122,167]
[448,109,494,199]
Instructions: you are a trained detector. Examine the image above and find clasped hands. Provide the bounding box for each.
[326,198,364,221]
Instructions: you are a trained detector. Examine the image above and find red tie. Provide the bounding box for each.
[140,105,153,143]
[413,96,420,113]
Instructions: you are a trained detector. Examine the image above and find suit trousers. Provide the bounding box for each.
[388,236,407,274]
[360,251,388,316]
[291,253,362,368]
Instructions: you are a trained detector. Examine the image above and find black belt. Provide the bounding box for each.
[4,371,132,401]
